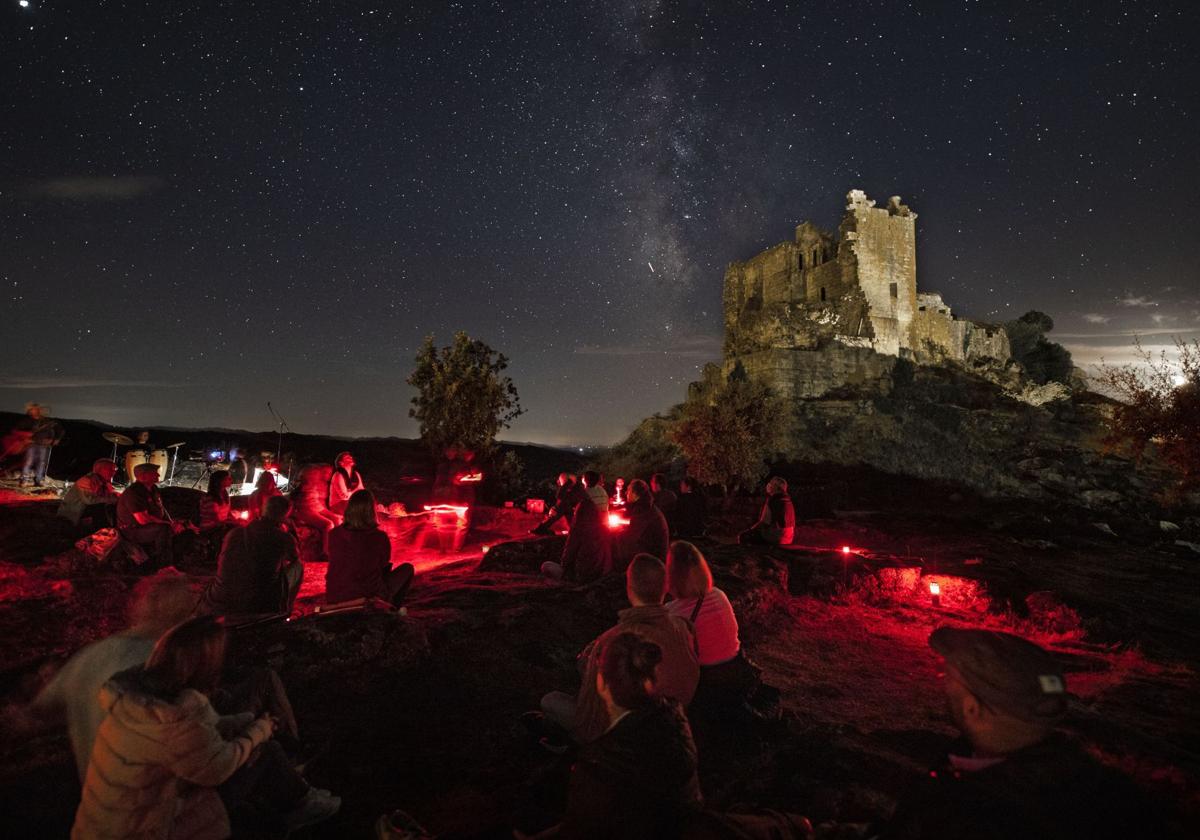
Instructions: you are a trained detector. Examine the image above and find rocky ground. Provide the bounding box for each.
[0,465,1198,838]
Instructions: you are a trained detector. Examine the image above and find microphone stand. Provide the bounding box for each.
[267,402,293,487]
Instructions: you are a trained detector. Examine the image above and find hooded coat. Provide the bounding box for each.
[72,668,273,840]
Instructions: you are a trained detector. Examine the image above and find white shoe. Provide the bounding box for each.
[285,787,341,830]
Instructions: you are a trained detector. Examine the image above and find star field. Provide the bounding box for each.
[2,1,1197,445]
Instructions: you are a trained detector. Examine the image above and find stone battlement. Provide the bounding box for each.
[722,190,1009,398]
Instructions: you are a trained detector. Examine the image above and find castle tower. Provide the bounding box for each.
[839,191,917,356]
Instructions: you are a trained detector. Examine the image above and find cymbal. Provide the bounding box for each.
[165,442,187,449]
[102,432,133,445]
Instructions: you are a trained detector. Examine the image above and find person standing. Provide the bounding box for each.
[117,463,186,566]
[58,458,120,533]
[25,571,197,780]
[325,490,415,606]
[17,402,64,488]
[328,451,364,516]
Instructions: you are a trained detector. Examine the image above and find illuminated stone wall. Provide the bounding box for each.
[721,189,1010,399]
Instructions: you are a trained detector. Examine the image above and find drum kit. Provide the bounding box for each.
[101,432,187,485]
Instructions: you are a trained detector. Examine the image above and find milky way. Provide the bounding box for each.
[2,1,1197,444]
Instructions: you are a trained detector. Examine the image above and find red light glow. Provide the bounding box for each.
[423,504,469,517]
[928,581,941,596]
[841,545,851,555]
[481,544,490,554]
[607,512,630,529]
[455,472,484,484]
[236,510,250,521]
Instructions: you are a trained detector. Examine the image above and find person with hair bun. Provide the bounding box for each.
[540,554,698,744]
[544,632,703,839]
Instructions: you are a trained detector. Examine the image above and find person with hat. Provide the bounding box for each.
[117,462,187,566]
[15,402,64,488]
[877,625,1163,839]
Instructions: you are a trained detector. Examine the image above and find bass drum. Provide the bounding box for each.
[125,450,148,483]
[149,449,170,480]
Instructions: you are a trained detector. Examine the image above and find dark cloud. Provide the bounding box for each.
[30,175,164,201]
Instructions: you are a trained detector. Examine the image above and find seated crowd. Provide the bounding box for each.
[32,463,1165,839]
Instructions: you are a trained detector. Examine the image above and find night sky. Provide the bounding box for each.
[3,1,1197,446]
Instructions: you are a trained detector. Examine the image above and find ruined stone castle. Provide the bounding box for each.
[721,189,1011,399]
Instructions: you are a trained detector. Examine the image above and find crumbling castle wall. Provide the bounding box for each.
[721,189,1010,400]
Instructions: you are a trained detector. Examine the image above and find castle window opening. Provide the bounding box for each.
[812,247,820,266]
[918,305,926,312]
[820,286,826,302]
[889,282,898,299]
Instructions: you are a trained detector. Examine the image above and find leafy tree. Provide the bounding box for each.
[407,331,524,455]
[671,374,785,494]
[1096,338,1200,493]
[1005,310,1074,385]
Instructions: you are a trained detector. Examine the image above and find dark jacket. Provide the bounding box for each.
[561,698,702,840]
[326,525,393,603]
[560,499,611,582]
[755,492,795,545]
[204,522,298,615]
[618,497,670,568]
[880,733,1166,840]
[673,491,707,537]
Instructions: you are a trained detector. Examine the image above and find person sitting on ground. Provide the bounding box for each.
[246,469,282,522]
[24,571,196,781]
[651,472,678,527]
[198,469,233,530]
[524,633,703,840]
[582,469,608,512]
[614,479,670,571]
[738,476,795,546]
[291,463,340,558]
[532,472,584,536]
[673,476,708,538]
[542,488,611,583]
[58,458,120,534]
[117,463,187,566]
[327,451,365,516]
[666,541,762,722]
[326,489,415,606]
[876,626,1161,840]
[540,554,699,744]
[204,496,303,617]
[72,615,339,840]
